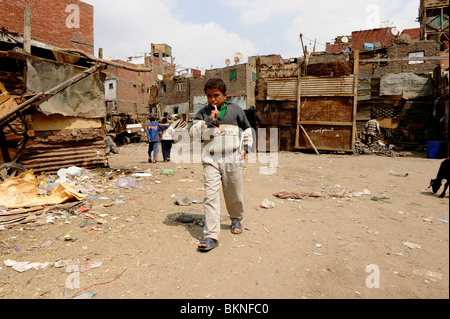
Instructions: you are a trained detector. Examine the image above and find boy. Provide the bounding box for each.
[146,117,169,163]
[192,78,253,252]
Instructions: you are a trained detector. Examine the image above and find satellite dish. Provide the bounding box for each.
[234,52,243,64]
[225,59,231,66]
[341,36,349,44]
[157,74,163,81]
[391,27,399,36]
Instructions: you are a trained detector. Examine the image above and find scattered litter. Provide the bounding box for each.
[161,169,175,176]
[389,170,409,177]
[260,199,275,209]
[273,191,329,200]
[171,212,204,226]
[115,177,139,189]
[72,268,127,298]
[174,194,192,206]
[131,173,152,177]
[4,259,49,273]
[413,269,443,281]
[73,291,97,299]
[435,218,449,224]
[403,242,421,250]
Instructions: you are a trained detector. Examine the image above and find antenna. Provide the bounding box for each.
[157,74,163,81]
[234,52,243,65]
[341,36,349,44]
[225,59,231,66]
[391,27,399,36]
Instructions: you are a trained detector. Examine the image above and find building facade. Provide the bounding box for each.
[0,0,94,54]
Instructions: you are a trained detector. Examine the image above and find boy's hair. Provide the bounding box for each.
[150,116,156,122]
[162,118,168,124]
[204,78,227,95]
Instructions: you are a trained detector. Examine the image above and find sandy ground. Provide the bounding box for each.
[0,141,448,300]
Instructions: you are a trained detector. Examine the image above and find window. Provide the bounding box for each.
[109,83,114,90]
[252,72,257,82]
[162,84,167,93]
[177,82,184,91]
[409,51,424,64]
[230,69,237,81]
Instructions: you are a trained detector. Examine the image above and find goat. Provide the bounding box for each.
[429,159,449,198]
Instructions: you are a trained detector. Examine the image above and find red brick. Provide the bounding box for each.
[1,0,94,54]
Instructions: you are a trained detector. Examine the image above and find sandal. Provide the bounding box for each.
[231,221,243,235]
[198,238,219,252]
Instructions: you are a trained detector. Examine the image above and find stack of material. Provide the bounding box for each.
[355,140,401,157]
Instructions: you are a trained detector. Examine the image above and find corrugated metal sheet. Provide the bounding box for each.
[267,77,298,101]
[301,75,355,96]
[20,140,108,174]
[380,73,432,98]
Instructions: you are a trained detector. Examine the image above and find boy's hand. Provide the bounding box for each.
[210,109,220,122]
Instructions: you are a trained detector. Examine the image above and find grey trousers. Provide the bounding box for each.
[202,161,244,240]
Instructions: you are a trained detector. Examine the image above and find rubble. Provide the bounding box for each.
[355,140,402,157]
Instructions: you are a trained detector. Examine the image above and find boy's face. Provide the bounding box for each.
[206,88,227,108]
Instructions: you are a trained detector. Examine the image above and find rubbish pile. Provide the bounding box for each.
[0,165,146,229]
[355,140,401,157]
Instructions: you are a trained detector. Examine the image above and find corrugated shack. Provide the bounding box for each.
[0,29,109,173]
[255,52,359,153]
[357,39,447,152]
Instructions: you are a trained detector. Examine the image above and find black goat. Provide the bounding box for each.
[429,159,449,198]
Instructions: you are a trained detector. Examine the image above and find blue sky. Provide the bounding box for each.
[83,0,420,71]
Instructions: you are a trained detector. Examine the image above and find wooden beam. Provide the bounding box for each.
[23,6,32,54]
[298,121,354,127]
[299,124,320,155]
[295,63,302,149]
[352,50,359,152]
[360,56,445,63]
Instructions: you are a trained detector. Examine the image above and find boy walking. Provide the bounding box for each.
[146,117,169,163]
[192,78,253,252]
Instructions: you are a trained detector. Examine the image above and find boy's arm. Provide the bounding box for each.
[237,109,253,153]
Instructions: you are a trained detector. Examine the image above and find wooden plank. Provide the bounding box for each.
[295,67,302,148]
[300,125,320,155]
[23,6,32,54]
[352,50,360,151]
[0,92,10,105]
[299,121,354,127]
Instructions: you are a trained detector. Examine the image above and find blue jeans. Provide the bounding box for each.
[148,141,159,162]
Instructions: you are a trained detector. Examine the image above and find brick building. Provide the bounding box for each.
[105,60,153,118]
[153,61,257,119]
[0,0,94,54]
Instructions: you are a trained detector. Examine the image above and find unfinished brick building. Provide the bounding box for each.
[0,0,94,54]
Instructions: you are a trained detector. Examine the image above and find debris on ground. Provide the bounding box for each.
[355,140,402,157]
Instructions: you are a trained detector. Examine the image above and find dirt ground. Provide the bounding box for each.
[0,141,448,300]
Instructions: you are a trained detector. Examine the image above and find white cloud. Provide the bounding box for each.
[84,0,256,69]
[84,0,421,67]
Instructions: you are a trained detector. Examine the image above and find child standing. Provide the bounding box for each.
[160,117,175,162]
[192,78,253,252]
